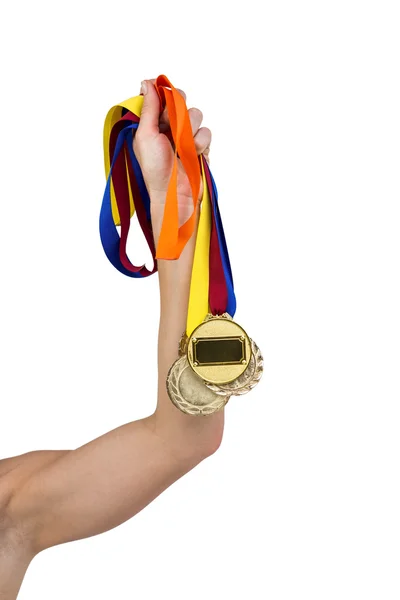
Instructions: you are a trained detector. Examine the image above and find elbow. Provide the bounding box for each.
[178,411,225,466]
[151,407,225,467]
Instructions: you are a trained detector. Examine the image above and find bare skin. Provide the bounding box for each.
[0,79,221,599]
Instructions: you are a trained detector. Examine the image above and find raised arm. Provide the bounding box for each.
[1,79,221,589]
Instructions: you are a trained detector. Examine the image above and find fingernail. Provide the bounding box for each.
[140,80,148,95]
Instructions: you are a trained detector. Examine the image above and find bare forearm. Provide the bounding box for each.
[151,202,225,451]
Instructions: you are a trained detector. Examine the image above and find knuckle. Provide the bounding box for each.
[134,130,144,144]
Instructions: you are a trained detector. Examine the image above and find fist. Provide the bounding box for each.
[133,78,212,210]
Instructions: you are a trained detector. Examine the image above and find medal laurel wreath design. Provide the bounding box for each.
[166,356,231,416]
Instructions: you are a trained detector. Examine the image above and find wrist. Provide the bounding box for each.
[149,191,200,345]
[149,190,200,249]
[150,196,199,290]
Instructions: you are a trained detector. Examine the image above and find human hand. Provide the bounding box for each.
[133,78,211,245]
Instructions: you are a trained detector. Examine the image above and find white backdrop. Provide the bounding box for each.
[0,1,399,598]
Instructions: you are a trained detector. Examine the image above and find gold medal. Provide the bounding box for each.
[187,313,251,384]
[166,314,263,415]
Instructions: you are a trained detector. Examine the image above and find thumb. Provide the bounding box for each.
[138,80,161,137]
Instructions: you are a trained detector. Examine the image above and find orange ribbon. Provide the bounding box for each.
[153,75,201,259]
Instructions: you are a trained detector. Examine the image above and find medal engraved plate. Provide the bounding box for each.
[192,336,246,366]
[188,315,252,385]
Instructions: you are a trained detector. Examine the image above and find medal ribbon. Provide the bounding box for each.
[100,75,236,333]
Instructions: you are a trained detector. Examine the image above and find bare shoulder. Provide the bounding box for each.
[0,450,69,540]
[0,451,67,599]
